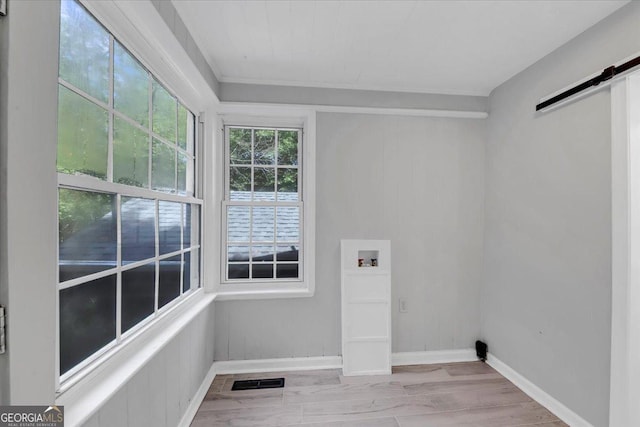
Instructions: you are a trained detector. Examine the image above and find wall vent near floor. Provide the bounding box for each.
[231,378,285,391]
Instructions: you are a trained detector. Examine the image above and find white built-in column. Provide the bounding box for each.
[340,239,391,376]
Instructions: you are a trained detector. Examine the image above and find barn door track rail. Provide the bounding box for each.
[536,55,640,111]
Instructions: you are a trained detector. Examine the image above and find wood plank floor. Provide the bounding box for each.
[191,362,567,427]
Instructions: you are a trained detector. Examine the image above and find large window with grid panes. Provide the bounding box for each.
[57,0,202,381]
[223,125,302,282]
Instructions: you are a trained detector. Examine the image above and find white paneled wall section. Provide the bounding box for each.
[341,239,392,376]
[81,304,215,427]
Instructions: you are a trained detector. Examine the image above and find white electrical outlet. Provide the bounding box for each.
[399,298,408,313]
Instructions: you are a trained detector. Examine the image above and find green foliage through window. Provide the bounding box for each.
[57,2,195,195]
[59,0,109,103]
[113,117,149,188]
[114,42,149,127]
[57,86,109,179]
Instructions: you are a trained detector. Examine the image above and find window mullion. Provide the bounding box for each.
[107,36,115,183]
[58,268,120,291]
[249,129,255,280]
[273,205,277,279]
[180,203,184,294]
[275,129,279,198]
[112,109,151,135]
[225,201,299,207]
[154,200,160,313]
[250,128,255,202]
[147,73,153,190]
[116,194,122,342]
[249,202,254,280]
[175,96,179,195]
[57,78,110,111]
[58,173,203,204]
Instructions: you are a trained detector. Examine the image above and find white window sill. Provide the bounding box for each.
[215,283,315,300]
[56,289,216,427]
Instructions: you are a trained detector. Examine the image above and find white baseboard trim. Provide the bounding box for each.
[213,356,343,375]
[212,350,481,376]
[392,349,477,366]
[486,353,593,427]
[213,350,479,375]
[177,361,217,427]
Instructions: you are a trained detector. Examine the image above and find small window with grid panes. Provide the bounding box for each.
[224,126,302,281]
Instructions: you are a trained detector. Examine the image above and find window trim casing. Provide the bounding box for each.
[215,106,316,300]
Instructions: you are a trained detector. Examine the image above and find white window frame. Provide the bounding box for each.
[222,125,303,282]
[55,0,205,390]
[215,106,316,300]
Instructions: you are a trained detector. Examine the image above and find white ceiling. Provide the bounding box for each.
[172,0,629,96]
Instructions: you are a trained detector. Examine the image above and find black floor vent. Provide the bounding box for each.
[232,378,285,391]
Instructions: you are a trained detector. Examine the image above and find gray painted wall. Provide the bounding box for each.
[220,82,488,113]
[215,112,486,360]
[483,2,640,426]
